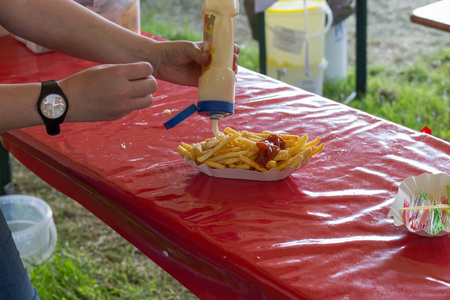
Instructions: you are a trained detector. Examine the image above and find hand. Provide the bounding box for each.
[60,62,157,122]
[151,41,240,86]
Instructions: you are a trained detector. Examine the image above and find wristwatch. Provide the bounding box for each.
[36,80,69,136]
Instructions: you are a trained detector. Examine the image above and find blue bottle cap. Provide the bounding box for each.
[163,104,198,130]
[197,100,234,118]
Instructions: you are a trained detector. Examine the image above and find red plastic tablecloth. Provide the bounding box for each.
[1,34,450,299]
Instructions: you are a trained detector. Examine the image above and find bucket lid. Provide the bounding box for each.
[267,0,325,13]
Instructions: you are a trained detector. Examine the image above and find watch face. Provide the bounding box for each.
[40,94,67,119]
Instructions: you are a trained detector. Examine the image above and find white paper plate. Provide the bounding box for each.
[388,173,450,237]
[184,156,310,181]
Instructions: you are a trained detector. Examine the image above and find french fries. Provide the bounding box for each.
[178,128,324,173]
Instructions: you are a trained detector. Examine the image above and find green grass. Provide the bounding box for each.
[141,15,201,42]
[323,49,450,141]
[28,244,187,299]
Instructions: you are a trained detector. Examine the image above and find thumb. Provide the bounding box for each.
[191,42,210,65]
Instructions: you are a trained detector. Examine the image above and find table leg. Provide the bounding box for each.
[258,11,267,75]
[344,0,367,104]
[355,0,367,95]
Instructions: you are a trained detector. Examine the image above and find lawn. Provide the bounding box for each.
[324,50,450,141]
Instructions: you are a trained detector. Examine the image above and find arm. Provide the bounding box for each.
[0,62,156,133]
[0,0,239,86]
[0,0,239,133]
[0,0,149,64]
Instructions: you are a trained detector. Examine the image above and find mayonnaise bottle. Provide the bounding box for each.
[198,0,239,123]
[163,0,239,135]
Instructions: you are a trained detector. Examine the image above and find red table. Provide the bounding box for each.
[1,34,450,299]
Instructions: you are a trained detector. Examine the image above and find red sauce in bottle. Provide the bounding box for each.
[255,134,286,167]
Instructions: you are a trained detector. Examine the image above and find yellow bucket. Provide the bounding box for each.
[265,0,333,68]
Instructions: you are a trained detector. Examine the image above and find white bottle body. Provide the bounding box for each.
[197,0,239,119]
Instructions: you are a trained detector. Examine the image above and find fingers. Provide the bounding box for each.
[130,75,157,98]
[124,61,154,81]
[129,76,157,109]
[198,44,239,73]
[190,42,210,65]
[61,62,159,123]
[128,94,155,111]
[234,44,240,55]
[193,42,240,66]
[115,62,157,108]
[233,53,239,73]
[198,52,211,65]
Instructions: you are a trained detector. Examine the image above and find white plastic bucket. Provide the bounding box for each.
[324,20,348,82]
[267,58,328,95]
[265,0,333,68]
[0,195,57,265]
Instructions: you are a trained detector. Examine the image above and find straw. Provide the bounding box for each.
[401,187,450,234]
[400,204,450,213]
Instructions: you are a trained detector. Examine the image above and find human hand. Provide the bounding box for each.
[60,62,157,122]
[151,41,240,86]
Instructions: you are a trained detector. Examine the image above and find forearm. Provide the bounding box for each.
[0,83,42,133]
[0,0,217,88]
[0,0,155,64]
[0,62,157,133]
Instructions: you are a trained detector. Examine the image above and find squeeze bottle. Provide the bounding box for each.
[197,0,239,120]
[163,0,239,135]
